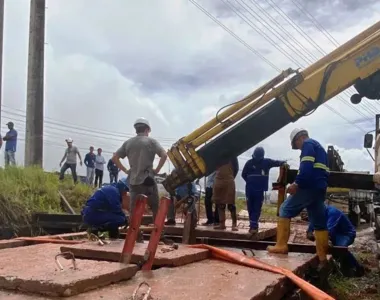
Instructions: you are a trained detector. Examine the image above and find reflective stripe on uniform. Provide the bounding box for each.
[301,156,315,162]
[313,163,330,172]
[297,162,330,174]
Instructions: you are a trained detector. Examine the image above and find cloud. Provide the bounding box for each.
[1,0,379,193]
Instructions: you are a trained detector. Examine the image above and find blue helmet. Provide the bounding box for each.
[116,177,129,192]
[253,146,265,160]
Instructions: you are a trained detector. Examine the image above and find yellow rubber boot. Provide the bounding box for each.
[267,217,291,254]
[314,230,329,263]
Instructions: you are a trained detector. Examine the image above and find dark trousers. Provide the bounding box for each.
[205,187,219,223]
[246,190,264,229]
[109,172,118,183]
[332,234,361,273]
[59,163,77,183]
[95,169,104,188]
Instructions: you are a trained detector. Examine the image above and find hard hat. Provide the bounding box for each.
[116,177,129,192]
[253,146,265,160]
[290,128,308,149]
[133,117,150,129]
[65,138,73,143]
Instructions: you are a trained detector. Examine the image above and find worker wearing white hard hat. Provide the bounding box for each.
[268,128,330,270]
[59,138,83,184]
[112,117,168,241]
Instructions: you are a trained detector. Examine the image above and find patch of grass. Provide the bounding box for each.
[329,272,380,300]
[0,166,94,233]
[329,250,380,300]
[58,177,94,212]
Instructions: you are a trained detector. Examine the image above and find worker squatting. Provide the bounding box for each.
[80,119,363,276]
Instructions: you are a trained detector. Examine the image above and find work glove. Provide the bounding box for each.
[306,231,315,242]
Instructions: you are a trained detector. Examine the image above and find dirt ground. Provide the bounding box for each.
[327,226,380,300]
[287,223,380,300]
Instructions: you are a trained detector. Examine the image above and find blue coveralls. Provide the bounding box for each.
[242,157,285,229]
[81,184,127,231]
[280,138,329,230]
[167,182,199,221]
[307,205,360,270]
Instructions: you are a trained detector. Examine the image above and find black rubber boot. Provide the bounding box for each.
[108,227,120,239]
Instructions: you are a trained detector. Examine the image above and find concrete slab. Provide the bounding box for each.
[0,239,27,250]
[61,240,210,267]
[0,251,318,300]
[162,221,276,241]
[0,244,138,297]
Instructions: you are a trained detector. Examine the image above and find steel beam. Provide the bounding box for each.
[287,169,375,190]
[160,236,348,255]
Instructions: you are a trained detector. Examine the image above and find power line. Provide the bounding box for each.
[188,0,281,71]
[1,105,178,143]
[227,0,374,121]
[288,0,379,115]
[205,0,370,132]
[1,106,178,145]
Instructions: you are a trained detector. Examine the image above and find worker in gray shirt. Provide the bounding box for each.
[112,118,167,224]
[59,138,82,184]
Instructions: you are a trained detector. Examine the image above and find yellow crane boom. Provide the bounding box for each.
[162,21,380,193]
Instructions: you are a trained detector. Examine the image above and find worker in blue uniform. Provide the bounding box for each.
[165,181,199,225]
[82,177,130,239]
[242,146,286,234]
[268,128,330,268]
[307,205,364,277]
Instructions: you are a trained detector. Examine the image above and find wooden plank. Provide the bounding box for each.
[58,190,76,214]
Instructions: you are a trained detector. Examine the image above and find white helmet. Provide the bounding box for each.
[65,138,73,143]
[290,128,308,149]
[134,117,150,129]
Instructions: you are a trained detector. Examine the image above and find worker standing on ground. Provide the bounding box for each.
[267,128,329,269]
[84,146,96,185]
[3,122,18,166]
[213,157,239,231]
[202,171,220,226]
[94,148,106,188]
[112,117,167,224]
[242,146,286,234]
[59,138,82,184]
[82,178,130,239]
[108,153,120,183]
[307,204,364,277]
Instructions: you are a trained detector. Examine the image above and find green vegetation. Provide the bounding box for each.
[329,252,380,300]
[0,166,93,232]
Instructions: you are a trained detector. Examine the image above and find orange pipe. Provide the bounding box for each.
[15,237,85,245]
[189,244,334,300]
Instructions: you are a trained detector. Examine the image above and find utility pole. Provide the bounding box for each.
[25,0,45,167]
[0,0,5,126]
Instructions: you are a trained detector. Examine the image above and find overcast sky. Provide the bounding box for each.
[1,0,379,191]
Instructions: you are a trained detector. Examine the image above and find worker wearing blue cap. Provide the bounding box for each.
[242,146,286,234]
[82,177,130,239]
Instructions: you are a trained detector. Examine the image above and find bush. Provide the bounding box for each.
[0,166,94,232]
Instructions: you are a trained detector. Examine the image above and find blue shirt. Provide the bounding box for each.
[81,185,126,227]
[206,172,216,188]
[84,152,96,168]
[4,129,17,152]
[175,182,199,199]
[295,138,329,190]
[308,205,356,243]
[107,159,119,173]
[242,157,285,191]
